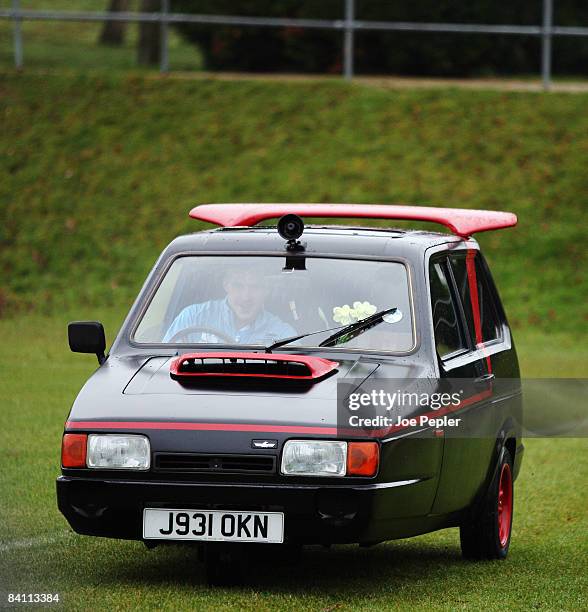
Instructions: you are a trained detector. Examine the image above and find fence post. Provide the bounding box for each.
[160,0,170,73]
[12,0,23,69]
[343,0,354,80]
[542,0,553,90]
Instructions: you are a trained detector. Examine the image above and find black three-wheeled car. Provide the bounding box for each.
[58,204,523,583]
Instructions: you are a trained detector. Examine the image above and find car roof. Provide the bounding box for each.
[163,225,472,260]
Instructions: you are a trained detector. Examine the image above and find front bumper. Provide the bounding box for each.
[57,475,450,545]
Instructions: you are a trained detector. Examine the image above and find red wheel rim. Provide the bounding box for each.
[497,462,513,548]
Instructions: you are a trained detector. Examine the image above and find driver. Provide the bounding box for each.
[163,264,296,345]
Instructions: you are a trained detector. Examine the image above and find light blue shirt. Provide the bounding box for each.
[163,298,296,345]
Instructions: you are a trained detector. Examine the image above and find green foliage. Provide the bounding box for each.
[172,0,588,76]
[1,73,587,334]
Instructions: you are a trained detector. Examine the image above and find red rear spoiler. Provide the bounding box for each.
[189,203,517,238]
[170,352,339,381]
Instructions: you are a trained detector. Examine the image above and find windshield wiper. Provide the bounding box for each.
[265,307,397,353]
[318,307,397,347]
[265,324,344,353]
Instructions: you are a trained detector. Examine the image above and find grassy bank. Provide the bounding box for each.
[1,72,587,334]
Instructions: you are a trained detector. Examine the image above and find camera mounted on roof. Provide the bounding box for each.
[277,214,305,252]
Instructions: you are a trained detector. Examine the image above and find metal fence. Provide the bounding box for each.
[2,0,588,90]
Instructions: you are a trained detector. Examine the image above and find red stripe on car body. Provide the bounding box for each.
[65,390,492,438]
[466,249,493,373]
[65,421,339,435]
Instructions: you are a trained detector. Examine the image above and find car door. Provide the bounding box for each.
[449,249,521,498]
[429,249,499,514]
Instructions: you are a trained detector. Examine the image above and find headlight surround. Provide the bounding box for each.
[281,440,347,476]
[86,434,150,470]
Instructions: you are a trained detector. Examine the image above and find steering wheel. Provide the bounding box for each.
[167,326,234,344]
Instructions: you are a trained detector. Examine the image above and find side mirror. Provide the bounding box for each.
[68,321,106,365]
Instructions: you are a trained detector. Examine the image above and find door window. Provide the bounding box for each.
[429,260,466,358]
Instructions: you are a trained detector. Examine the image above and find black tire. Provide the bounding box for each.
[460,447,514,560]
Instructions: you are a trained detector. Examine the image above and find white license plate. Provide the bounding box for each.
[143,508,284,543]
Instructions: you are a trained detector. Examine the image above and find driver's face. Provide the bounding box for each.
[223,271,269,326]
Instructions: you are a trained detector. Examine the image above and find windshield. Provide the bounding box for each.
[133,256,414,352]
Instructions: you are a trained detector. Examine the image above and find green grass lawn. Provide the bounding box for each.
[0,313,586,610]
[0,309,588,610]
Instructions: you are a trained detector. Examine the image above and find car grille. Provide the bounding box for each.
[153,453,276,475]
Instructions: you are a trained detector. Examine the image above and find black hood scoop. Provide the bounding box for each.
[170,352,339,383]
